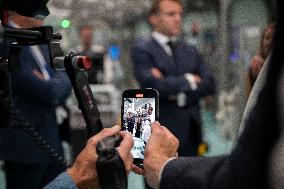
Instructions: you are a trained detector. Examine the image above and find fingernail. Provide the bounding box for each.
[153,121,160,126]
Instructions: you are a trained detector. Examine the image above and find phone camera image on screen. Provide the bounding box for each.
[122,97,155,161]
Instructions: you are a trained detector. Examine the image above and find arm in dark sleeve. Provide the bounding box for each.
[161,142,266,189]
[186,52,216,104]
[10,47,72,106]
[132,46,191,96]
[160,156,226,189]
[161,85,276,189]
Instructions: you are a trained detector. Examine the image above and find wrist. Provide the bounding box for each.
[158,157,176,185]
[67,167,100,189]
[144,154,172,188]
[67,167,82,188]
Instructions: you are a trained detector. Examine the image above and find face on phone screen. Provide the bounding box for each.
[122,97,155,161]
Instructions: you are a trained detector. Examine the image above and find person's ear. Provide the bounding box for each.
[148,14,158,27]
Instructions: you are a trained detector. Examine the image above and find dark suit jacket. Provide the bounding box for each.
[132,37,215,156]
[0,44,72,163]
[160,61,278,189]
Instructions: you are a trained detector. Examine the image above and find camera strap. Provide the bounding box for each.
[96,136,127,189]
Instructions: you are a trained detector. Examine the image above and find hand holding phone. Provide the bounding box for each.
[144,122,179,188]
[121,88,159,167]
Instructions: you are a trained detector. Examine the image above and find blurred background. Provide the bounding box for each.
[0,0,276,188]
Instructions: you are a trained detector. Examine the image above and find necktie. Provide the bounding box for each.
[167,41,176,63]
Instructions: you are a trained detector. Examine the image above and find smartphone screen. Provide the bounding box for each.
[121,89,158,167]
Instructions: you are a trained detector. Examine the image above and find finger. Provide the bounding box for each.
[161,126,179,146]
[160,126,171,133]
[129,153,134,164]
[160,126,175,138]
[117,131,134,154]
[99,125,121,138]
[33,70,44,80]
[131,164,145,175]
[89,125,121,145]
[125,153,134,174]
[151,121,162,133]
[175,152,178,157]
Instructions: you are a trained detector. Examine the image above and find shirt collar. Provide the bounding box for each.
[152,31,177,46]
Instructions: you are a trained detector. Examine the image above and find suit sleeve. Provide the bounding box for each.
[161,83,276,189]
[10,47,72,106]
[161,143,266,189]
[160,156,226,189]
[132,46,191,96]
[186,51,216,105]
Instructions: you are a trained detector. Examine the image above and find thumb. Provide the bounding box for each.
[151,121,162,133]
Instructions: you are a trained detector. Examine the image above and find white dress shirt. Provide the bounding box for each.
[152,31,177,56]
[152,31,198,91]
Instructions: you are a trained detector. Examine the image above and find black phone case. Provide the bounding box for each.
[121,88,159,167]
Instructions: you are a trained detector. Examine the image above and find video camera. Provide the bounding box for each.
[0,1,127,189]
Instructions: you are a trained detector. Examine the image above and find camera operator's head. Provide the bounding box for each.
[6,10,43,28]
[1,0,49,20]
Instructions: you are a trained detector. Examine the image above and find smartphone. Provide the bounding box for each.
[121,88,159,167]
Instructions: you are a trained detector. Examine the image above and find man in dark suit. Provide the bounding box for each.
[132,0,215,156]
[139,4,282,188]
[0,10,72,189]
[126,112,135,134]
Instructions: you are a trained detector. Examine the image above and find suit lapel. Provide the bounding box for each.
[149,38,178,75]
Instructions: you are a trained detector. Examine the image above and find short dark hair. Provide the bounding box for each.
[78,24,93,35]
[79,25,93,32]
[149,0,182,16]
